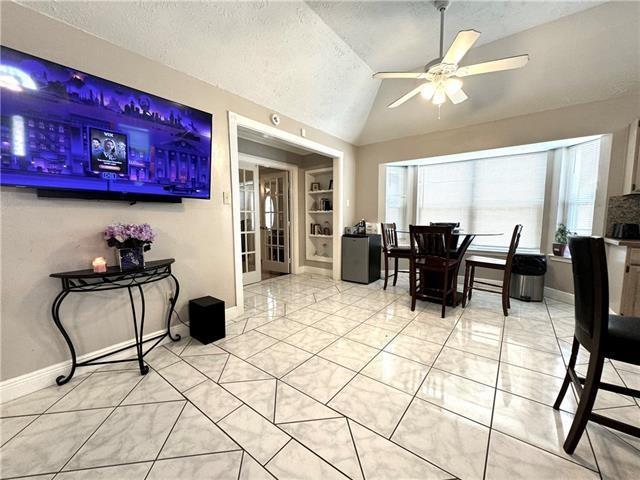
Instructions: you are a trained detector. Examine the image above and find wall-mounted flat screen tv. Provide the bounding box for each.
[0,46,212,201]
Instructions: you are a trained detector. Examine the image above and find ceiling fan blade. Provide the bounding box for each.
[373,72,425,79]
[455,55,529,77]
[387,83,430,109]
[446,88,468,105]
[442,30,481,65]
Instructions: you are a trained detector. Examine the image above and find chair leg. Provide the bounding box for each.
[410,263,417,311]
[562,348,605,454]
[393,257,399,286]
[468,265,475,300]
[554,337,579,410]
[462,263,470,307]
[502,287,509,317]
[441,268,448,318]
[450,271,458,307]
[383,254,389,290]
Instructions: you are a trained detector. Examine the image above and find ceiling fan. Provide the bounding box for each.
[374,0,529,109]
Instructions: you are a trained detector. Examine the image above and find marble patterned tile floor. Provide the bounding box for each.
[1,273,639,479]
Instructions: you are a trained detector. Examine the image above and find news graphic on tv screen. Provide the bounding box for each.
[0,46,213,199]
[90,129,128,175]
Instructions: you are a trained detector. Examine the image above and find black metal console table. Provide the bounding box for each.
[50,258,180,385]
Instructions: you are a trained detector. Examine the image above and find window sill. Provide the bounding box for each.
[466,247,542,256]
[547,255,572,264]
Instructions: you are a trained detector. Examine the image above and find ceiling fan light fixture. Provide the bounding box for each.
[420,83,435,100]
[375,1,528,111]
[432,88,446,106]
[444,78,463,95]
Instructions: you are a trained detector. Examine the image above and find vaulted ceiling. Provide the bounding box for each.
[19,1,637,145]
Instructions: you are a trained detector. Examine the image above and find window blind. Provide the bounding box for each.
[561,140,600,236]
[385,166,409,231]
[416,152,548,250]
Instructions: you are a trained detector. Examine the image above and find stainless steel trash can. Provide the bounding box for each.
[509,254,547,302]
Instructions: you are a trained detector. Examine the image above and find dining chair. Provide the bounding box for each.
[553,236,640,454]
[429,222,460,251]
[381,222,411,290]
[462,224,523,316]
[409,225,459,317]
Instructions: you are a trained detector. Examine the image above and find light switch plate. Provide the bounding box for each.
[223,191,231,204]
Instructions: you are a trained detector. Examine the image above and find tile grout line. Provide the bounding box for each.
[345,416,367,480]
[235,450,245,480]
[386,307,466,441]
[481,311,507,480]
[142,400,188,480]
[53,369,149,476]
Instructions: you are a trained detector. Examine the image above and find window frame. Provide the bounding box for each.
[381,136,609,255]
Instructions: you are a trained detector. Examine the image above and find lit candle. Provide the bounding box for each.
[92,257,107,273]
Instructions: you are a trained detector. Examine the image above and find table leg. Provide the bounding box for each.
[127,286,149,375]
[52,290,75,385]
[450,234,476,305]
[166,274,181,342]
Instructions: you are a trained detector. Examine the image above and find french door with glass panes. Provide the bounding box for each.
[239,162,261,285]
[260,171,290,273]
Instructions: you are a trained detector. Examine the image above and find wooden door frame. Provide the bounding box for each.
[229,112,344,315]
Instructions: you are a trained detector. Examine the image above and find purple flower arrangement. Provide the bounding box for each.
[104,223,155,252]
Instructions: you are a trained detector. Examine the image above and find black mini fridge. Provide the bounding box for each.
[341,234,381,284]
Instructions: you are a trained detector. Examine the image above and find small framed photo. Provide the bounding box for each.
[328,179,333,190]
[311,182,321,192]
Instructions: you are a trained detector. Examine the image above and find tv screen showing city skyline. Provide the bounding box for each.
[0,46,213,200]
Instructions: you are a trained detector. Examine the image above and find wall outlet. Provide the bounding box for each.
[223,191,231,204]
[300,128,306,138]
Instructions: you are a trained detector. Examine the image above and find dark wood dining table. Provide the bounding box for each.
[396,230,503,306]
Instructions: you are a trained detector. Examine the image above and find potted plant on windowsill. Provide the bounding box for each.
[104,223,155,271]
[553,224,574,257]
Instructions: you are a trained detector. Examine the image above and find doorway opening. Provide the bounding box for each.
[238,156,292,285]
[229,112,345,314]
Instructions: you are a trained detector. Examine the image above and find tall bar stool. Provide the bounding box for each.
[553,236,640,454]
[462,224,522,316]
[409,225,459,317]
[381,223,411,290]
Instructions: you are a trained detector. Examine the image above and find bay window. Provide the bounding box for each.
[383,136,603,253]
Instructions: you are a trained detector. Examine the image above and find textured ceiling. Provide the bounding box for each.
[18,0,379,143]
[306,1,604,72]
[18,1,634,146]
[358,1,640,145]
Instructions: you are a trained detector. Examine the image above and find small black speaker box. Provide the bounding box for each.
[189,296,225,344]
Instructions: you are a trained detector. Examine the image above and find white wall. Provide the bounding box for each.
[0,3,356,382]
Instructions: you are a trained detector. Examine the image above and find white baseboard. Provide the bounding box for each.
[225,305,241,320]
[0,306,237,403]
[301,266,333,277]
[544,287,574,304]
